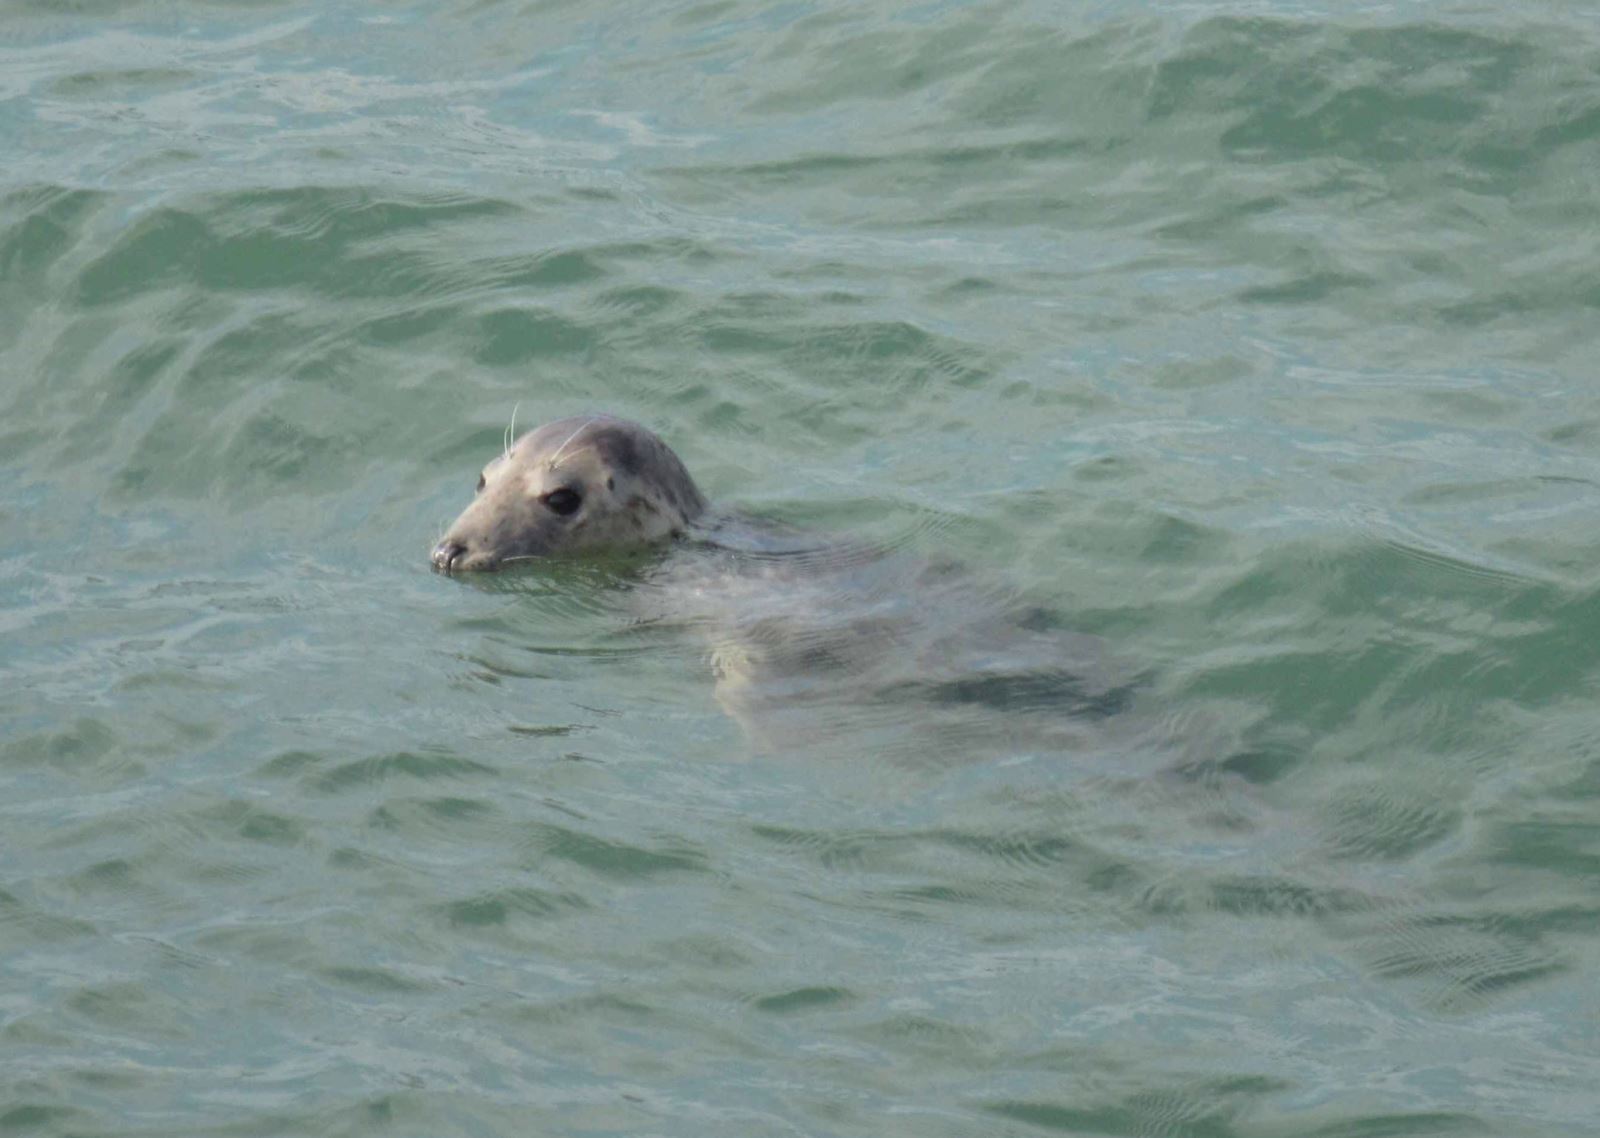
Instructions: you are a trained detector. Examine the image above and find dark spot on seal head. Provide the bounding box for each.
[595,429,640,478]
[607,476,615,491]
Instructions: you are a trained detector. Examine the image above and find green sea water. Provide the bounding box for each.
[4,1,1600,1135]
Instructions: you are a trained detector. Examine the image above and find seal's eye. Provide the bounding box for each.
[542,487,581,516]
[476,474,486,493]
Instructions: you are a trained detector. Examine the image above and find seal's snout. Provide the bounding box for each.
[433,537,503,573]
[432,539,468,574]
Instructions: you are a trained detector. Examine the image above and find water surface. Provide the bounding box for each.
[4,1,1600,1135]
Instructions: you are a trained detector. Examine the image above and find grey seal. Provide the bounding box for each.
[431,414,705,573]
[431,413,1139,757]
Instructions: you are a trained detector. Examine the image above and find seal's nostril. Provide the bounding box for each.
[432,540,467,573]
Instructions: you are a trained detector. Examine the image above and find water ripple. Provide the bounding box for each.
[5,3,1600,1136]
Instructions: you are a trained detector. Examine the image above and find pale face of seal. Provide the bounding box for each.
[431,414,706,573]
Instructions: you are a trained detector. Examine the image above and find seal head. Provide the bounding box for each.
[431,414,706,573]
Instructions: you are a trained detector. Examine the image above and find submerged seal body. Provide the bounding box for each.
[431,414,705,573]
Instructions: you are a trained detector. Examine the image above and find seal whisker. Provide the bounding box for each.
[546,415,601,470]
[504,400,522,460]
